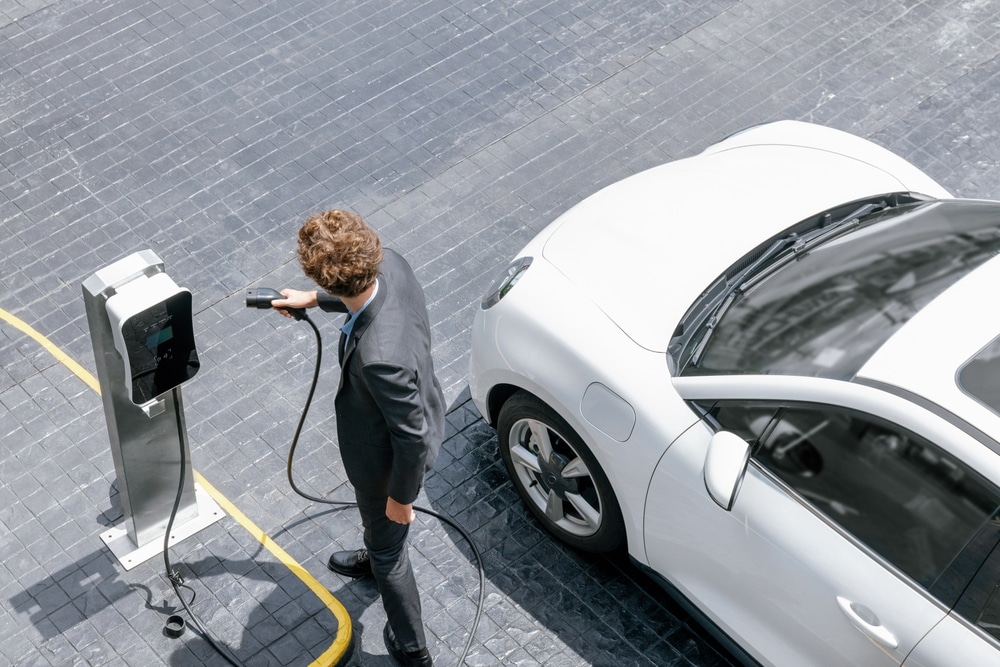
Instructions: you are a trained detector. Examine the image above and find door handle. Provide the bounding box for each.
[836,596,899,649]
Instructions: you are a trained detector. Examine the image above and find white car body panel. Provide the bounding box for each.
[470,257,697,555]
[468,120,1000,666]
[655,375,1000,665]
[701,120,952,202]
[537,121,952,352]
[646,422,946,666]
[903,615,1000,666]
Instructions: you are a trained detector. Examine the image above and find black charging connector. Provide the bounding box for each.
[245,288,307,321]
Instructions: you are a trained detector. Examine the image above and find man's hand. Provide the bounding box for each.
[271,289,318,318]
[386,497,416,524]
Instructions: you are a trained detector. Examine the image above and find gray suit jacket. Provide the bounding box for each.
[317,249,445,504]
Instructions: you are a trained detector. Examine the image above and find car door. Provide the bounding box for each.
[644,399,1000,666]
[904,531,1000,666]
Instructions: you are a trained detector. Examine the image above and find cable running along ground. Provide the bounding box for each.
[285,314,486,666]
[162,313,485,666]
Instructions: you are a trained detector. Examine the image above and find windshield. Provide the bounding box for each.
[678,200,1000,379]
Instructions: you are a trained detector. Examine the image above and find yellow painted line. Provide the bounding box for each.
[0,308,352,667]
[194,471,353,664]
[0,308,101,394]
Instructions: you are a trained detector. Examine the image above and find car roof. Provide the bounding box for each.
[541,142,914,351]
[859,252,1000,444]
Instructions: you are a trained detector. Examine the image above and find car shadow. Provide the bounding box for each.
[6,388,736,667]
[392,388,742,667]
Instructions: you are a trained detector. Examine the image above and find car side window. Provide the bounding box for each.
[956,529,1000,643]
[754,404,1000,593]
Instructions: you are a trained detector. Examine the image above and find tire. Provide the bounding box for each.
[497,391,626,553]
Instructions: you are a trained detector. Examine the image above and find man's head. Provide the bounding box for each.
[297,209,383,297]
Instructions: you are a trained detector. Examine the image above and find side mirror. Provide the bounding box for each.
[704,431,751,510]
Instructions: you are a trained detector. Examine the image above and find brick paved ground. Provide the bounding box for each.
[3,0,1000,665]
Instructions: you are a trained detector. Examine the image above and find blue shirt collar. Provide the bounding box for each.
[340,279,379,340]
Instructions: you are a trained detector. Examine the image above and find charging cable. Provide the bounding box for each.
[281,311,485,666]
[164,388,243,666]
[160,297,485,665]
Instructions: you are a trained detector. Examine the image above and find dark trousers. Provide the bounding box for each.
[355,491,426,652]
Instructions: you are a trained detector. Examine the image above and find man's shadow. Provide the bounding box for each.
[248,494,483,666]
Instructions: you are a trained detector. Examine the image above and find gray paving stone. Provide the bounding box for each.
[5,0,1000,664]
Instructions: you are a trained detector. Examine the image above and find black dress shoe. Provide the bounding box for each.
[383,622,433,667]
[327,548,373,578]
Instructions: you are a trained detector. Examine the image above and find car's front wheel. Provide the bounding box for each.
[497,391,625,553]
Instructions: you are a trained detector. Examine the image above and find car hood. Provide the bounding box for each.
[540,126,948,352]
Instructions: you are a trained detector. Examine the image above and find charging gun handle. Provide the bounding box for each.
[246,288,307,321]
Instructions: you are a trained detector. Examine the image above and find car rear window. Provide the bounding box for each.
[686,200,1000,379]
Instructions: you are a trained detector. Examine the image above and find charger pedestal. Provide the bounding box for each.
[99,483,223,570]
[83,249,224,570]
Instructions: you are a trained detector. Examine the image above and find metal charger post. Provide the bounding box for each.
[83,249,223,570]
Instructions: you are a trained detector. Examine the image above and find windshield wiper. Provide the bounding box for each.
[796,200,889,250]
[741,199,892,292]
[688,233,795,365]
[688,198,893,367]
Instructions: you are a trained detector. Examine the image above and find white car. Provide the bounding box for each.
[469,120,1000,666]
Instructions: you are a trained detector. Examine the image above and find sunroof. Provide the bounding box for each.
[958,335,1000,418]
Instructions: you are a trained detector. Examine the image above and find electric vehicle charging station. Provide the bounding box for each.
[83,249,223,570]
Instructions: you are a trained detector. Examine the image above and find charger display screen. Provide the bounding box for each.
[145,325,174,350]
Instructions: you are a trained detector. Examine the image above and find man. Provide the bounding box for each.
[272,209,444,667]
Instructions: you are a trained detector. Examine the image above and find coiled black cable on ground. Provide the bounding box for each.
[286,314,485,666]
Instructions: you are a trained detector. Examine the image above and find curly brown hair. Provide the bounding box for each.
[297,209,383,297]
